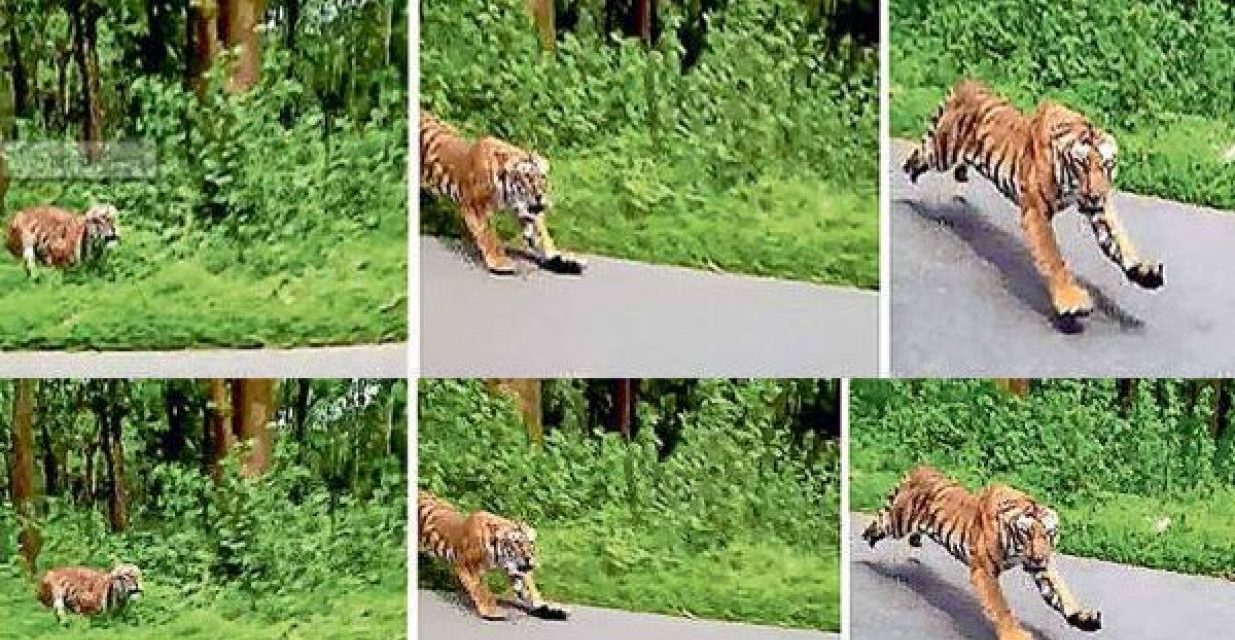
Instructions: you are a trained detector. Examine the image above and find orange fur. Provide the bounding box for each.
[5,203,119,275]
[904,80,1162,322]
[863,466,1100,639]
[420,112,583,275]
[418,491,554,620]
[37,564,142,621]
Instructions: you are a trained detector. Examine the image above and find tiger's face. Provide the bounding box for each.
[84,204,120,248]
[109,564,143,602]
[503,154,550,222]
[494,523,538,578]
[1011,505,1059,571]
[1067,130,1117,214]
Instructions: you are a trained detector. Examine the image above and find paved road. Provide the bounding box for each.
[890,139,1235,376]
[419,590,834,640]
[0,343,406,377]
[420,237,878,377]
[850,513,1235,640]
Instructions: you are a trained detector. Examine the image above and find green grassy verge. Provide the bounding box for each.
[852,461,1235,580]
[892,85,1235,211]
[0,569,406,640]
[421,523,840,631]
[422,156,878,289]
[0,223,406,350]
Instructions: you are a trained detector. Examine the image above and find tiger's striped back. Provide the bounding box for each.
[905,80,1117,214]
[419,112,468,203]
[862,465,1058,571]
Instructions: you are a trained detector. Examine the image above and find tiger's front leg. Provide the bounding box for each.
[461,205,516,275]
[1087,203,1164,289]
[455,565,506,621]
[1020,202,1093,322]
[523,217,586,275]
[1030,566,1101,632]
[970,565,1033,640]
[512,572,571,620]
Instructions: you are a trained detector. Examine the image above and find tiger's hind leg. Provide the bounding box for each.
[1087,204,1163,290]
[861,511,892,548]
[970,565,1033,640]
[460,205,516,275]
[1030,566,1102,632]
[455,565,506,621]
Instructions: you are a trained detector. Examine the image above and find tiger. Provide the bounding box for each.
[862,466,1101,640]
[36,563,143,622]
[903,79,1163,324]
[418,490,570,621]
[5,203,120,276]
[419,111,585,275]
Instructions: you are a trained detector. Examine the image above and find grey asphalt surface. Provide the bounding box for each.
[890,139,1235,376]
[0,343,406,377]
[419,590,835,640]
[851,513,1235,640]
[420,236,878,377]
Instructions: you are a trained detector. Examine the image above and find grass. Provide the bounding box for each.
[0,221,406,350]
[891,84,1235,211]
[0,569,407,640]
[851,455,1235,581]
[420,522,840,632]
[422,154,879,289]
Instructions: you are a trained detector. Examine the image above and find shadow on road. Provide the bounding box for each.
[897,198,1143,333]
[858,559,1059,640]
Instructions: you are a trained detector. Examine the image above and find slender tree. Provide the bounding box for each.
[231,378,275,477]
[487,379,544,443]
[12,379,42,574]
[67,0,105,161]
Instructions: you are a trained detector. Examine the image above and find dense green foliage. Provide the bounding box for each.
[892,0,1235,210]
[0,380,407,638]
[421,0,879,288]
[0,2,407,348]
[851,379,1235,577]
[418,379,841,630]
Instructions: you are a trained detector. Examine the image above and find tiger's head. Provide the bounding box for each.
[1064,127,1118,214]
[1007,502,1059,572]
[107,563,143,607]
[502,154,551,222]
[493,522,538,578]
[83,204,120,253]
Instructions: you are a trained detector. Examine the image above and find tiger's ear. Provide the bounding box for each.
[532,154,549,174]
[1097,137,1118,161]
[523,524,537,542]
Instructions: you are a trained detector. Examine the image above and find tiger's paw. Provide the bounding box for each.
[528,603,571,621]
[1126,261,1164,289]
[1067,609,1102,632]
[485,255,518,276]
[541,254,586,275]
[996,627,1034,640]
[478,609,509,622]
[1051,284,1093,333]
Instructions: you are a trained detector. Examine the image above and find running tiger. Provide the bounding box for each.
[419,112,585,275]
[862,466,1101,640]
[5,203,120,276]
[903,80,1163,324]
[36,563,143,622]
[418,490,570,621]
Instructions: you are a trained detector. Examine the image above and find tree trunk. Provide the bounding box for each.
[486,380,543,443]
[526,0,555,50]
[12,380,42,574]
[218,0,265,93]
[611,379,638,438]
[39,419,60,498]
[140,0,173,74]
[994,379,1031,397]
[189,0,221,95]
[205,378,233,480]
[97,390,128,533]
[1211,379,1230,440]
[68,0,105,162]
[6,22,30,118]
[634,0,652,45]
[163,382,189,462]
[0,138,9,212]
[293,379,311,442]
[231,379,275,477]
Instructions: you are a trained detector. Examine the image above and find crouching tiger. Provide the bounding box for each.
[37,563,143,623]
[420,112,585,276]
[904,80,1162,324]
[5,203,120,277]
[418,490,570,621]
[863,466,1101,640]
